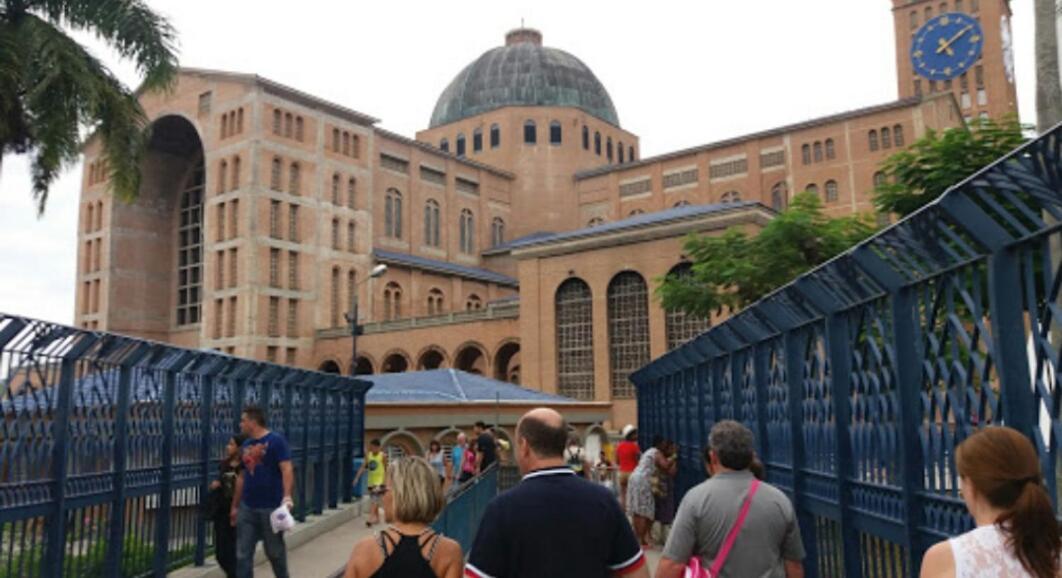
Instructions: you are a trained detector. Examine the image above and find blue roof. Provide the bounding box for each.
[373,250,518,287]
[488,202,764,253]
[363,369,579,404]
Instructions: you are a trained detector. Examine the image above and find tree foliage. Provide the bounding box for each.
[872,117,1027,217]
[0,0,179,214]
[657,192,876,317]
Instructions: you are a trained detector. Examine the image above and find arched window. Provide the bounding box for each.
[221,114,229,139]
[588,216,605,227]
[490,124,500,148]
[813,141,823,162]
[881,126,892,149]
[385,189,403,238]
[273,109,282,135]
[491,217,506,247]
[176,158,205,325]
[347,221,356,251]
[720,191,741,203]
[524,120,537,144]
[459,209,475,253]
[873,171,887,189]
[925,6,933,22]
[232,156,240,190]
[955,0,964,12]
[825,138,836,160]
[347,177,356,209]
[331,173,341,205]
[664,263,711,350]
[439,138,449,153]
[582,126,590,150]
[825,180,839,203]
[893,124,905,147]
[910,10,919,29]
[607,272,649,398]
[473,128,483,153]
[606,137,613,163]
[237,109,244,133]
[383,282,402,321]
[771,182,788,211]
[332,128,341,152]
[331,267,341,327]
[806,183,819,197]
[550,121,562,145]
[466,294,483,311]
[427,288,445,316]
[270,157,282,190]
[284,113,293,138]
[673,200,690,208]
[331,218,340,250]
[629,146,635,162]
[424,199,441,247]
[868,130,879,152]
[218,160,228,194]
[347,269,356,321]
[342,132,350,156]
[456,133,466,157]
[801,144,812,165]
[629,209,645,216]
[295,117,304,141]
[555,278,594,400]
[618,142,625,164]
[86,203,94,233]
[288,162,300,195]
[594,131,601,155]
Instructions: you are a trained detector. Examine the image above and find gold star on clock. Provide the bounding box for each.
[939,15,950,25]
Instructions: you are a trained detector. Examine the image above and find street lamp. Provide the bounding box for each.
[346,264,388,375]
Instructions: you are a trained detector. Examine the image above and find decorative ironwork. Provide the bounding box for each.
[555,278,594,400]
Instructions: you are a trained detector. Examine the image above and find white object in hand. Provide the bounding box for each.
[270,503,295,533]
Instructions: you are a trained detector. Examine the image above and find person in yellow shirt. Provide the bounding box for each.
[354,439,387,526]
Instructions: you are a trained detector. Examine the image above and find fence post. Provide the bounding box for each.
[330,385,341,509]
[104,356,135,575]
[784,327,818,578]
[342,385,355,504]
[196,371,215,566]
[154,367,179,575]
[753,342,772,462]
[315,381,328,515]
[299,383,312,521]
[854,247,927,569]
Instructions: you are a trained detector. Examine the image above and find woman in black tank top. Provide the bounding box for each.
[343,457,463,578]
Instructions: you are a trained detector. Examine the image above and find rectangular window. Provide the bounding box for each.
[287,299,298,337]
[229,199,239,239]
[227,297,237,337]
[288,251,298,290]
[347,222,356,252]
[266,346,278,363]
[289,205,299,242]
[455,177,479,195]
[285,347,297,366]
[198,91,212,116]
[214,298,224,339]
[914,79,923,97]
[420,166,446,186]
[619,178,652,197]
[216,250,225,290]
[331,219,340,250]
[380,154,409,174]
[662,168,699,190]
[760,150,785,168]
[961,92,972,109]
[228,248,237,289]
[216,204,226,242]
[270,200,281,239]
[473,131,483,152]
[268,296,280,337]
[977,89,988,106]
[269,248,280,287]
[708,157,749,179]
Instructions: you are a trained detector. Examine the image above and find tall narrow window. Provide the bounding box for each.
[295,117,304,142]
[473,128,483,153]
[333,128,341,152]
[216,251,225,290]
[524,120,537,144]
[825,138,836,160]
[868,130,879,152]
[236,108,244,133]
[910,10,919,29]
[331,218,340,250]
[331,267,341,327]
[221,112,229,138]
[825,180,839,202]
[881,127,892,149]
[594,131,601,155]
[427,288,444,315]
[806,183,819,196]
[214,298,224,339]
[231,156,240,190]
[618,142,625,164]
[802,144,812,165]
[271,157,282,190]
[550,121,562,145]
[424,200,441,247]
[347,221,356,252]
[268,298,281,337]
[347,270,356,322]
[440,138,449,153]
[664,263,711,350]
[629,146,636,162]
[383,282,402,321]
[85,203,94,234]
[459,209,475,254]
[270,201,281,238]
[230,199,238,239]
[227,297,237,337]
[893,124,905,147]
[914,79,923,97]
[217,204,227,242]
[218,160,228,194]
[606,137,613,163]
[490,124,500,148]
[873,171,887,189]
[288,162,300,195]
[288,205,299,242]
[228,248,237,289]
[176,159,205,326]
[332,173,341,205]
[813,141,823,162]
[347,178,356,209]
[273,109,282,135]
[287,299,298,337]
[607,272,649,399]
[288,251,298,290]
[456,133,466,157]
[283,113,293,138]
[556,278,594,400]
[582,126,589,150]
[770,182,788,211]
[466,294,483,311]
[342,133,350,156]
[491,217,505,247]
[385,189,403,239]
[269,248,280,287]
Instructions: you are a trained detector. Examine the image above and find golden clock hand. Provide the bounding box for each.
[936,25,973,54]
[937,38,954,56]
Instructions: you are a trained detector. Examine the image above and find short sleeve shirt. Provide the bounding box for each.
[240,431,292,509]
[662,470,805,578]
[466,467,645,578]
[616,441,641,473]
[477,432,497,470]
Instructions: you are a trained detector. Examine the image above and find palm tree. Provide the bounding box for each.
[0,0,178,214]
[1035,0,1062,131]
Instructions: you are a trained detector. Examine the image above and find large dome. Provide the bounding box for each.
[429,28,620,129]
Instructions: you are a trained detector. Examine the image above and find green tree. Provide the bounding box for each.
[657,192,875,317]
[0,0,178,214]
[872,117,1027,218]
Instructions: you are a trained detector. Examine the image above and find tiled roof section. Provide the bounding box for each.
[373,127,515,180]
[177,67,380,126]
[574,96,938,181]
[373,249,519,287]
[494,202,763,252]
[364,369,579,404]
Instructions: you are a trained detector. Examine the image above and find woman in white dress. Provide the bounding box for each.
[920,426,1061,578]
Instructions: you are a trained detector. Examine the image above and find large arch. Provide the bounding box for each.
[555,277,594,400]
[493,340,521,384]
[453,341,489,375]
[607,271,650,399]
[416,345,449,371]
[379,429,425,459]
[317,359,341,374]
[353,355,375,376]
[381,350,411,373]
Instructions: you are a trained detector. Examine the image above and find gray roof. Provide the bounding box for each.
[487,201,763,253]
[364,369,579,404]
[373,249,519,287]
[429,30,619,128]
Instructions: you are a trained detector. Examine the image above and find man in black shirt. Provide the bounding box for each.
[466,408,648,578]
[474,420,497,473]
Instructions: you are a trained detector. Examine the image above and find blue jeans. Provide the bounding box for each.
[236,504,289,578]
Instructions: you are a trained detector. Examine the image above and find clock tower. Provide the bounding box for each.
[892,0,1019,121]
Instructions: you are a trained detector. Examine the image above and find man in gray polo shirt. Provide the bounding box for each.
[655,421,805,578]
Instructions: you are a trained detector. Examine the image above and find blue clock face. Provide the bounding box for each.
[911,12,984,81]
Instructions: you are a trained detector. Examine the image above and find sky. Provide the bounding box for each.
[0,0,1045,326]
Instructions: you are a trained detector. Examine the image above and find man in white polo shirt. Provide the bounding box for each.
[466,408,648,578]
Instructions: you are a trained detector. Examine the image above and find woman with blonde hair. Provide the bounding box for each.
[344,457,463,578]
[920,426,1061,578]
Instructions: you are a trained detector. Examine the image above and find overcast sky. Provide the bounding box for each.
[0,0,1044,326]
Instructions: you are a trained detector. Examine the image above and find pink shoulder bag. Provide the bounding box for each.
[684,479,761,578]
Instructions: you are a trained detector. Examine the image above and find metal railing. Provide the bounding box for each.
[0,314,371,577]
[631,123,1062,578]
[432,465,498,554]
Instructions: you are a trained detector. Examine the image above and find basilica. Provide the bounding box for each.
[74,0,1017,452]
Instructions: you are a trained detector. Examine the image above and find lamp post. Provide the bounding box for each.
[346,264,388,376]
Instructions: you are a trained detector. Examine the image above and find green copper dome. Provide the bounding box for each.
[429,29,620,129]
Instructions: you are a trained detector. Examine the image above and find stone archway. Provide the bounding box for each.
[318,360,341,374]
[493,340,521,384]
[417,346,448,371]
[353,355,375,375]
[454,342,488,375]
[382,350,411,373]
[379,429,425,459]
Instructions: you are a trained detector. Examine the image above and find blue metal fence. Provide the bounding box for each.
[0,314,371,577]
[631,122,1062,577]
[432,465,498,554]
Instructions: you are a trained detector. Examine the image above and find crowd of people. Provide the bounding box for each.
[211,405,1061,578]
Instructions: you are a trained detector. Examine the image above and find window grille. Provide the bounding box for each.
[607,272,650,398]
[555,278,595,400]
